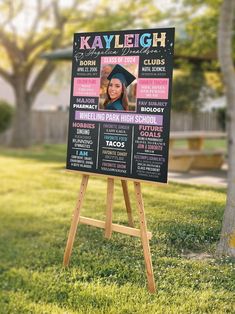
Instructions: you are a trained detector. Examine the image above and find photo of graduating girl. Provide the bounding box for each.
[102,64,136,111]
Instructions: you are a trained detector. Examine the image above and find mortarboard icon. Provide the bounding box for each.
[107,64,136,87]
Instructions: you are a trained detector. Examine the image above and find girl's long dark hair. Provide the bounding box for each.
[103,81,129,111]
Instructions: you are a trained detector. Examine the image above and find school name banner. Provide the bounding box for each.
[66,28,175,183]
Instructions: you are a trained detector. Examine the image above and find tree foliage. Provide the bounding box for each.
[0,0,161,147]
[175,0,235,60]
[168,0,234,112]
[172,66,215,112]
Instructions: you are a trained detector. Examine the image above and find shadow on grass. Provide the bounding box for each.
[1,204,234,313]
[168,181,226,194]
[0,208,150,306]
[0,204,223,273]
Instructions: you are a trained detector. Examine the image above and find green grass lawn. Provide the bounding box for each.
[174,139,227,151]
[0,144,234,314]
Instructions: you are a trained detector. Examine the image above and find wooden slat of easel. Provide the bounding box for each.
[79,216,152,239]
[63,174,156,293]
[63,174,89,267]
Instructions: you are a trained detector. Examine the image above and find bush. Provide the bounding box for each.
[0,100,14,133]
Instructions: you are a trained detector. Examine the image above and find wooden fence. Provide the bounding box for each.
[170,111,221,132]
[0,110,222,145]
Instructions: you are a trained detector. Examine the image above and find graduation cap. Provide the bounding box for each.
[107,64,136,87]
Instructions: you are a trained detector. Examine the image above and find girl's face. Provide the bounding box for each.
[108,78,123,101]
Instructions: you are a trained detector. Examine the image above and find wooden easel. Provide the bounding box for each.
[63,174,156,293]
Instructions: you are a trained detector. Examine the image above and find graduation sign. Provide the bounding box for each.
[66,28,175,183]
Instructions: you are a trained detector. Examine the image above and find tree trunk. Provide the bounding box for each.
[217,0,235,257]
[10,78,32,148]
[10,103,32,148]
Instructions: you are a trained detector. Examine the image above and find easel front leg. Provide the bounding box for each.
[63,174,89,267]
[134,181,156,293]
[105,178,114,239]
[121,180,134,227]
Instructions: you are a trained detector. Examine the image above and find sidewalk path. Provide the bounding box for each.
[168,165,227,188]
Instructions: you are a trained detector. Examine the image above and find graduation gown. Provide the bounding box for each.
[106,99,124,110]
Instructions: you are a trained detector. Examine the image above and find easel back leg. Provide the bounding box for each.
[121,180,135,227]
[105,178,114,239]
[134,181,156,293]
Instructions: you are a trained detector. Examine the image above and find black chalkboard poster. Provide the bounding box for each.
[66,28,175,183]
